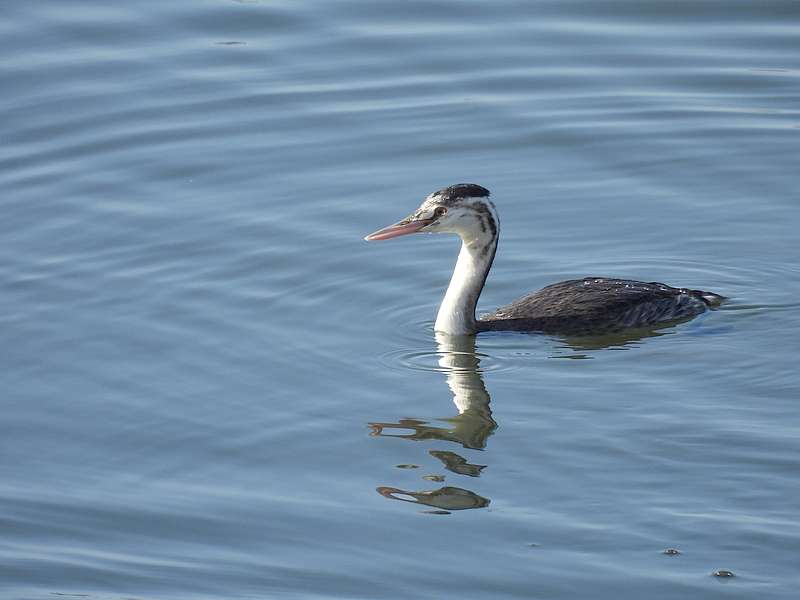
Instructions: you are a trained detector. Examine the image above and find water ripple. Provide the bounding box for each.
[2,1,799,598]
[379,347,515,375]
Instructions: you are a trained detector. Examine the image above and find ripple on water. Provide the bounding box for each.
[2,1,798,597]
[379,347,516,374]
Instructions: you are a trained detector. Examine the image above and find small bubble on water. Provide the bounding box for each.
[713,569,735,578]
[396,464,419,469]
[662,548,681,555]
[423,474,445,482]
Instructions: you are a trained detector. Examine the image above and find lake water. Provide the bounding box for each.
[2,1,799,598]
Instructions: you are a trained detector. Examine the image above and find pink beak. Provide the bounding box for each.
[364,218,433,241]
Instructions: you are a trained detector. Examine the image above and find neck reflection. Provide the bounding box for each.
[370,333,496,513]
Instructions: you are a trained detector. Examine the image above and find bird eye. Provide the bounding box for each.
[434,207,447,218]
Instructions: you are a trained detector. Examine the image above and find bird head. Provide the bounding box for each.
[364,184,497,244]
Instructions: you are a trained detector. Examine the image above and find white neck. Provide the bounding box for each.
[434,236,497,335]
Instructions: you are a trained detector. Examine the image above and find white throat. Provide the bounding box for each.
[434,236,497,335]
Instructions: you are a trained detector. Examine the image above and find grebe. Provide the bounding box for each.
[364,184,724,336]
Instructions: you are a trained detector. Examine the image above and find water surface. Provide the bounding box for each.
[2,1,799,598]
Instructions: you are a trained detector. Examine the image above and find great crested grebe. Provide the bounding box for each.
[364,183,724,336]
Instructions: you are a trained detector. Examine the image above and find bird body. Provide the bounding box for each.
[365,184,723,336]
[479,277,722,335]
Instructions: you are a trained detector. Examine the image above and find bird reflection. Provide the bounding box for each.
[429,450,486,477]
[553,315,708,355]
[370,333,497,450]
[376,485,490,511]
[370,322,707,512]
[370,333,495,512]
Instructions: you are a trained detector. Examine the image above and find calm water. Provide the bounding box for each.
[2,1,799,598]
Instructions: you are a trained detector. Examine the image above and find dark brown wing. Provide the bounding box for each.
[478,277,717,334]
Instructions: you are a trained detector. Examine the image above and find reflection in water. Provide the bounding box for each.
[370,334,497,450]
[371,333,495,512]
[376,485,490,512]
[554,316,707,356]
[370,328,685,511]
[429,450,486,477]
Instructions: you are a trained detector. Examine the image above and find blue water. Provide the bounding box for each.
[2,1,799,598]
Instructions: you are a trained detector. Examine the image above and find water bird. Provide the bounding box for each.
[364,184,724,336]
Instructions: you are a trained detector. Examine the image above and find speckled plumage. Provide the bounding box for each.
[479,277,724,334]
